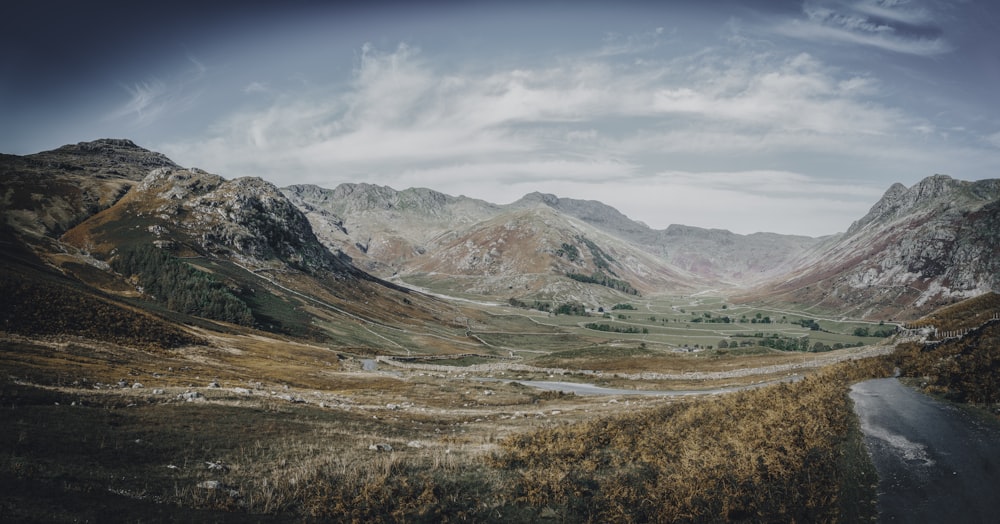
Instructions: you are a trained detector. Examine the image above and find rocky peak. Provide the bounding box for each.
[121,168,346,273]
[37,139,178,179]
[847,175,961,235]
[517,192,561,207]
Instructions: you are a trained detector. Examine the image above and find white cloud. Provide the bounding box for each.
[107,79,169,125]
[107,56,207,126]
[773,1,953,56]
[158,40,949,235]
[242,81,269,94]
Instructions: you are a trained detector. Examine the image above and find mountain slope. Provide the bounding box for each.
[2,140,481,352]
[401,204,707,304]
[743,175,1000,319]
[510,192,821,284]
[0,139,177,240]
[282,183,502,274]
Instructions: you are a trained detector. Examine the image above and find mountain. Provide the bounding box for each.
[281,183,502,274]
[287,185,814,300]
[403,204,704,299]
[1,140,476,350]
[5,139,998,327]
[286,184,703,304]
[0,139,177,240]
[743,175,1000,319]
[509,193,820,284]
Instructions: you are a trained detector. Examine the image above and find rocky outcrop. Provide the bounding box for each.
[746,175,1000,319]
[282,183,501,274]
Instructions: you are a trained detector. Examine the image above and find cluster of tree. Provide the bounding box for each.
[553,302,588,316]
[796,318,821,330]
[555,243,580,262]
[508,298,552,312]
[611,303,635,310]
[732,332,866,352]
[585,323,648,334]
[111,244,254,325]
[852,326,895,337]
[577,236,614,271]
[566,272,639,296]
[692,312,733,324]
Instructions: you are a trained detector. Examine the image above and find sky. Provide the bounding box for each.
[3,0,1000,236]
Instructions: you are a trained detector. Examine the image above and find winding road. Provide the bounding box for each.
[850,379,1000,523]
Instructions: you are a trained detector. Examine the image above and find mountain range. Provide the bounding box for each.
[3,138,998,342]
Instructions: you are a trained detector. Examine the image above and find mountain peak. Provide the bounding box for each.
[847,174,962,235]
[518,192,561,206]
[32,138,179,180]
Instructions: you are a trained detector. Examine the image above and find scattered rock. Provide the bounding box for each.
[369,443,393,452]
[208,381,220,388]
[178,391,203,402]
[233,387,252,395]
[152,389,165,395]
[131,382,144,389]
[197,480,221,490]
[206,461,229,472]
[406,441,424,449]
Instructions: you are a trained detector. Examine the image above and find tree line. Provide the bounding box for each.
[111,244,254,326]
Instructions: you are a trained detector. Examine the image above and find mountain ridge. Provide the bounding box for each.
[4,138,998,321]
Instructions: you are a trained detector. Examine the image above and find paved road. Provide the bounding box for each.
[850,378,1000,523]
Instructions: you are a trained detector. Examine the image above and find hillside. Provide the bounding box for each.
[742,175,1000,320]
[511,192,821,284]
[0,141,478,352]
[403,205,704,301]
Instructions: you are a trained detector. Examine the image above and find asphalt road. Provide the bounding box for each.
[850,378,1000,523]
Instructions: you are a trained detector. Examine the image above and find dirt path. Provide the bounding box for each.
[850,378,1000,523]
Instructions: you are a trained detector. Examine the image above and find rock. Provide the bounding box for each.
[197,480,221,490]
[406,440,424,449]
[178,391,203,402]
[369,443,393,452]
[233,387,252,395]
[208,381,220,388]
[152,389,165,395]
[131,382,144,389]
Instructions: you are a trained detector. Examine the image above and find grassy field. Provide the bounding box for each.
[1,280,965,521]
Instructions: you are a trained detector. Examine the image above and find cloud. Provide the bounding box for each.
[242,81,269,94]
[106,55,207,126]
[599,26,668,56]
[158,39,948,235]
[107,79,169,125]
[773,0,953,56]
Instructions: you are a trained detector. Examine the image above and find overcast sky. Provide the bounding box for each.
[3,0,1000,235]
